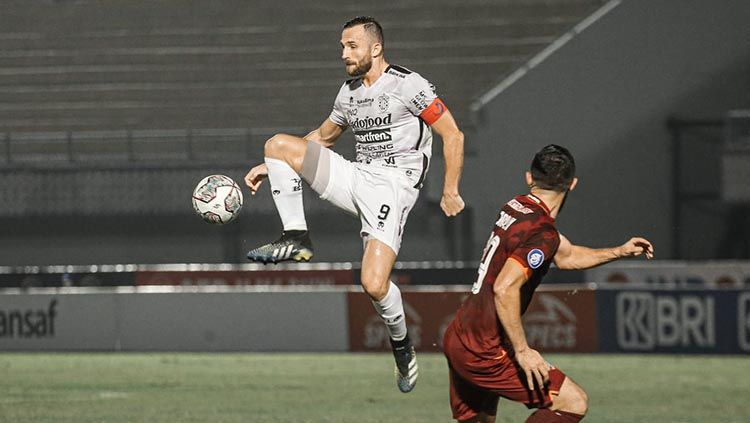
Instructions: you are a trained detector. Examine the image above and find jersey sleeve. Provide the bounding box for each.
[399,74,447,125]
[328,85,349,127]
[508,223,559,277]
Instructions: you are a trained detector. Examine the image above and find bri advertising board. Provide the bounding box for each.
[586,261,750,288]
[597,289,750,354]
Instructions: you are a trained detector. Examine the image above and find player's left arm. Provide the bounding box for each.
[553,234,654,270]
[424,103,465,217]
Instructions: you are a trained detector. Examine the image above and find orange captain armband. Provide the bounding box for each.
[419,98,448,125]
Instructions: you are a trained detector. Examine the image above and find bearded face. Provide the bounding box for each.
[345,54,373,77]
[341,25,377,77]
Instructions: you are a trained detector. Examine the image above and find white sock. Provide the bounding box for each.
[265,157,307,231]
[371,281,407,341]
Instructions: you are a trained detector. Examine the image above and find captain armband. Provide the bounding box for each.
[419,98,448,125]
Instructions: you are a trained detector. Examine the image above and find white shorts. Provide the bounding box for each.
[302,143,420,255]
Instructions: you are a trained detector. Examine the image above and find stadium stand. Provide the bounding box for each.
[0,0,603,158]
[0,0,607,263]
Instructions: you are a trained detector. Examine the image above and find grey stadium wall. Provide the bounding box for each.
[2,284,750,354]
[466,0,750,260]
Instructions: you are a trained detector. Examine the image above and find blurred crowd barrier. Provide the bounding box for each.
[2,261,749,289]
[2,261,748,354]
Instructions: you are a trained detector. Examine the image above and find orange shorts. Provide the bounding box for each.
[443,323,567,422]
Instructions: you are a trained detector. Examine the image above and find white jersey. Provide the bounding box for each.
[329,65,440,187]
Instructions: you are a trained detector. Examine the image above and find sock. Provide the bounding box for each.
[370,281,407,341]
[265,158,307,231]
[525,409,585,423]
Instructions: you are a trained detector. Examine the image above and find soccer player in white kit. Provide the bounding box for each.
[244,16,465,393]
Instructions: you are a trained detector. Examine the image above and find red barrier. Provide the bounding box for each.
[347,291,467,352]
[135,270,354,286]
[522,290,598,353]
[347,288,597,353]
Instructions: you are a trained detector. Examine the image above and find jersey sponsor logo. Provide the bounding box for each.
[346,96,358,117]
[355,98,374,107]
[410,91,430,112]
[616,292,716,350]
[527,249,545,269]
[350,114,392,130]
[354,128,392,143]
[508,199,534,214]
[495,211,516,230]
[356,143,395,161]
[386,65,410,78]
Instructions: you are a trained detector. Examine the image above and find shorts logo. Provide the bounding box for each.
[527,249,544,269]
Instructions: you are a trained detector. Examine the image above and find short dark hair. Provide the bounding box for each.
[530,144,576,192]
[343,16,384,47]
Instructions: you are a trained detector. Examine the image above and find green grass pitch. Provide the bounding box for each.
[1,353,748,422]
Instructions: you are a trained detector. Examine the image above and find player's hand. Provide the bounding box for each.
[244,163,268,195]
[515,347,550,389]
[618,237,654,259]
[440,191,465,217]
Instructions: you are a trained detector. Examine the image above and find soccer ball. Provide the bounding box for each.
[191,175,243,224]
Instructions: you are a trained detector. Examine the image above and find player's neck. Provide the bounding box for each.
[528,189,565,219]
[362,59,389,87]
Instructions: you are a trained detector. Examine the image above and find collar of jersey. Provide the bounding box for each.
[526,194,551,215]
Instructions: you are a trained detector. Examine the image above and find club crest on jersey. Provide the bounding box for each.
[527,249,545,269]
[378,94,389,112]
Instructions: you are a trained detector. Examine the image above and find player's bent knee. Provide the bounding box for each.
[360,272,389,301]
[264,134,305,160]
[553,377,588,416]
[570,387,588,416]
[361,280,389,301]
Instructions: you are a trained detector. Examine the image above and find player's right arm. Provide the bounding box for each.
[245,116,346,193]
[553,234,654,270]
[493,259,551,390]
[303,118,346,148]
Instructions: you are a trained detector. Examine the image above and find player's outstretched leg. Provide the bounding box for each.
[362,239,418,393]
[247,134,314,264]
